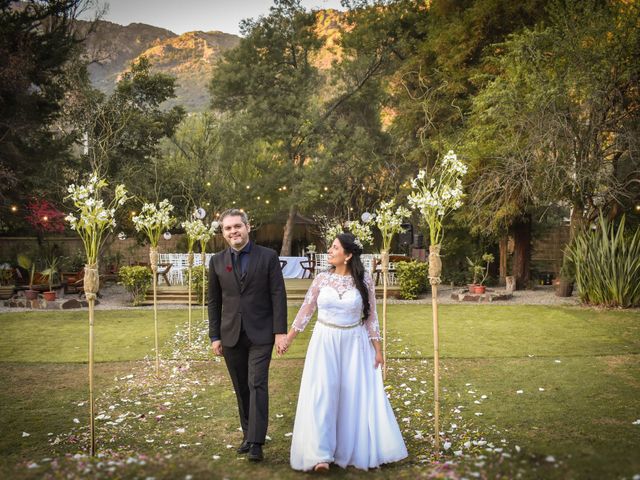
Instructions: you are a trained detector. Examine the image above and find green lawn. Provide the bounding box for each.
[0,304,638,479]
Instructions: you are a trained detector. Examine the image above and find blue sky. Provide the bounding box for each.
[81,0,346,35]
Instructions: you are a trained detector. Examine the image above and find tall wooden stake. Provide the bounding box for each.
[88,297,95,456]
[429,244,442,451]
[381,250,389,380]
[201,251,206,323]
[188,266,192,346]
[431,283,440,450]
[150,248,159,376]
[187,252,193,347]
[84,264,100,456]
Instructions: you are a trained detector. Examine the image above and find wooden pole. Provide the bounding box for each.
[201,251,206,324]
[187,251,194,347]
[88,296,95,456]
[428,244,442,451]
[381,250,389,380]
[150,248,159,377]
[188,266,192,346]
[84,264,100,456]
[431,283,440,450]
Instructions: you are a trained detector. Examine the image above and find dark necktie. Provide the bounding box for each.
[234,251,245,279]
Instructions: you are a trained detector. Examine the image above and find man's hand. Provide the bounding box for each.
[211,340,223,356]
[275,334,289,356]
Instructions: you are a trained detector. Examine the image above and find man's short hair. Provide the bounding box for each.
[219,208,249,225]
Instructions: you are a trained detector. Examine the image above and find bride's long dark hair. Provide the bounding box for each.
[333,232,369,321]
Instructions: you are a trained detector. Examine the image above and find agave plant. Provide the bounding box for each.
[566,214,640,308]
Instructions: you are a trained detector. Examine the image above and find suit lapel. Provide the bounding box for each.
[223,248,242,292]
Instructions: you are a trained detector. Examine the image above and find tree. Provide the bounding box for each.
[210,0,323,255]
[65,57,185,196]
[0,0,98,227]
[462,0,640,286]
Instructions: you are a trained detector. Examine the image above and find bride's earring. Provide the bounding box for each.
[344,260,348,265]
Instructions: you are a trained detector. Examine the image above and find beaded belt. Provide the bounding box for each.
[317,318,361,330]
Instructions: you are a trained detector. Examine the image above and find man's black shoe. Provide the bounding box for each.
[247,443,263,462]
[236,440,251,454]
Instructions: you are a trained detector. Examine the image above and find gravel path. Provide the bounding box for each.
[1,284,582,313]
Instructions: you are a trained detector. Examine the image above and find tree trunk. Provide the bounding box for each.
[511,216,531,290]
[499,235,508,286]
[280,204,297,256]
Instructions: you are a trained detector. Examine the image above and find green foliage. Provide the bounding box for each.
[190,266,208,304]
[66,56,185,201]
[395,260,428,300]
[466,253,495,285]
[566,214,640,308]
[462,0,640,234]
[118,266,152,306]
[0,0,90,211]
[16,254,36,288]
[40,257,60,292]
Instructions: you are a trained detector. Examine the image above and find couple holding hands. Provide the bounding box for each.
[208,209,407,472]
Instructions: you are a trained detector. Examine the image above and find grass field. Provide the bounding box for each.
[0,304,638,479]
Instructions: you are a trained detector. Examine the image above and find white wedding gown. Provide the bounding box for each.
[289,271,408,471]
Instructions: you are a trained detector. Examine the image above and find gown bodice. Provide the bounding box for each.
[291,271,381,340]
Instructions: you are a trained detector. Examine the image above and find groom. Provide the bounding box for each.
[208,208,288,462]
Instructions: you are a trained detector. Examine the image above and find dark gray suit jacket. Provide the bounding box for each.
[208,244,287,347]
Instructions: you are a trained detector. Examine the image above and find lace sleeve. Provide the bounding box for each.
[291,273,323,332]
[363,274,381,340]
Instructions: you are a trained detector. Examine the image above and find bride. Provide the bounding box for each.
[284,232,408,472]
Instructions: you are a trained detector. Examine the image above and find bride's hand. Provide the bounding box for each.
[374,351,384,369]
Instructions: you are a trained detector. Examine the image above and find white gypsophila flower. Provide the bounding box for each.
[133,199,176,246]
[65,173,129,263]
[408,150,466,245]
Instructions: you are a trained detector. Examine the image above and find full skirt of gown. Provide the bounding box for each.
[289,319,408,471]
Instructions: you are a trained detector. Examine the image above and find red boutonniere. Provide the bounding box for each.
[226,265,233,272]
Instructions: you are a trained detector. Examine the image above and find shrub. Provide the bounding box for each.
[190,266,209,304]
[396,261,429,300]
[566,214,640,308]
[118,266,152,306]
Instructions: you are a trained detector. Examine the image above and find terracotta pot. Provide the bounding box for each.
[43,291,57,301]
[467,284,477,292]
[24,289,39,300]
[474,285,486,294]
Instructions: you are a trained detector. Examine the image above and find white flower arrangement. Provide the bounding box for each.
[182,218,210,252]
[132,199,176,247]
[325,220,373,249]
[66,174,129,264]
[374,200,411,252]
[408,150,466,245]
[198,222,217,246]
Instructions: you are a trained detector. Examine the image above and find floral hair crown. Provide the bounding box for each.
[353,238,363,251]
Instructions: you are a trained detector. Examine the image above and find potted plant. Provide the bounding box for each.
[17,254,38,300]
[466,253,494,294]
[0,263,15,299]
[41,256,60,301]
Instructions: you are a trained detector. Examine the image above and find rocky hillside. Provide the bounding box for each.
[81,9,344,112]
[80,20,240,111]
